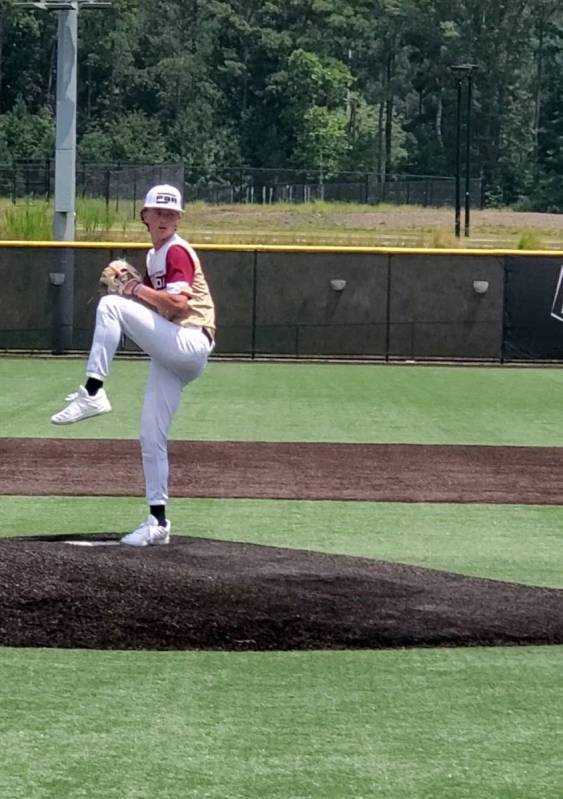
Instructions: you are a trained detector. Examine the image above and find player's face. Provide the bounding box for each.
[142,208,181,246]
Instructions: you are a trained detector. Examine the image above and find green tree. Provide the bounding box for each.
[78,112,166,162]
[0,0,562,209]
[457,0,539,205]
[294,105,349,177]
[279,48,352,172]
[531,5,563,210]
[0,98,54,161]
[0,2,56,114]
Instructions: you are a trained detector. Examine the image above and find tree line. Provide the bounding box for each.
[0,0,561,209]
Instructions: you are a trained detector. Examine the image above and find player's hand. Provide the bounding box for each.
[99,260,142,295]
[122,279,141,297]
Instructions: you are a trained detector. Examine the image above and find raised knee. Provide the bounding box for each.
[97,293,126,315]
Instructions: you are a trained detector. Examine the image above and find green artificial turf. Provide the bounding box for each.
[3,356,563,445]
[1,646,562,799]
[3,356,563,799]
[2,496,563,589]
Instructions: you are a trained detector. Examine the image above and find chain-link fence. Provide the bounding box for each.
[0,161,185,214]
[0,161,482,210]
[185,168,482,208]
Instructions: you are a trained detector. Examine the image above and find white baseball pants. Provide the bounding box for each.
[86,294,212,505]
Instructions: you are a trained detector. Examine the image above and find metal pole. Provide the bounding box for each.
[464,73,473,237]
[454,78,462,238]
[15,1,112,354]
[53,5,77,240]
[53,4,78,351]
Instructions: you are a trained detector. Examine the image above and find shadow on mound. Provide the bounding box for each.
[1,534,563,651]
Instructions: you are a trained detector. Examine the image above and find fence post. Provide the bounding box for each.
[45,158,51,198]
[115,162,120,212]
[50,248,75,354]
[385,253,392,361]
[251,250,257,360]
[105,167,111,212]
[500,255,507,363]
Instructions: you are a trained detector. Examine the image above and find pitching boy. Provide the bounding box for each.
[51,184,215,546]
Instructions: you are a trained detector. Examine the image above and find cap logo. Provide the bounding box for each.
[155,193,177,205]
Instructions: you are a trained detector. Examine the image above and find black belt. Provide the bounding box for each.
[201,327,214,346]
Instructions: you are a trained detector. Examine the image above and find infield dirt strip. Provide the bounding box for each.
[2,437,563,503]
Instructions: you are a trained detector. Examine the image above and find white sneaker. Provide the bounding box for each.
[51,385,112,425]
[120,515,171,547]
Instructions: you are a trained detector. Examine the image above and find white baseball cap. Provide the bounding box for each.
[142,184,183,213]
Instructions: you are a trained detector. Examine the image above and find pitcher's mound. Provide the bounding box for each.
[1,535,563,651]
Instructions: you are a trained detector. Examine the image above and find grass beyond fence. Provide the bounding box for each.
[1,198,563,249]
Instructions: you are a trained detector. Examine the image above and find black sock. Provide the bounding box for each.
[150,505,167,525]
[85,378,103,397]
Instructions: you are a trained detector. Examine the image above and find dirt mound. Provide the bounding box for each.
[1,535,563,651]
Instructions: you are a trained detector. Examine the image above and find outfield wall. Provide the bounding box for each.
[1,242,563,361]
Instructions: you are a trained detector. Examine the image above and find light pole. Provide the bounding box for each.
[449,64,479,239]
[17,1,111,241]
[464,68,477,237]
[16,0,110,350]
[453,74,462,238]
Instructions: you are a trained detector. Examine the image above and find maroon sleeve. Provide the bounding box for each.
[165,245,195,291]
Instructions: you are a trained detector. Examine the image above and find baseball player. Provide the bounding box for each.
[51,184,215,547]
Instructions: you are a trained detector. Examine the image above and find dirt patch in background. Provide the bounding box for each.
[186,205,563,233]
[2,535,563,651]
[328,207,563,233]
[2,437,563,504]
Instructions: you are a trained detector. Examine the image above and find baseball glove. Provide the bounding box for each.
[100,260,142,295]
